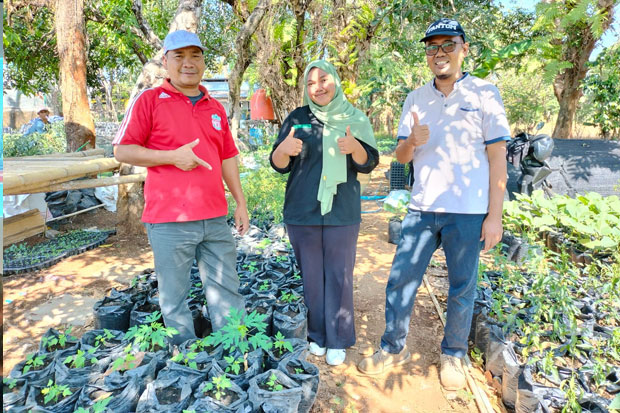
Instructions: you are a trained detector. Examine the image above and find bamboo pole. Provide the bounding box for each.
[3,158,121,195]
[45,204,106,223]
[8,148,105,159]
[12,173,147,195]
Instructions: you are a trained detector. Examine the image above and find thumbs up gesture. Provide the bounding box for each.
[172,139,213,171]
[337,126,361,155]
[407,111,430,147]
[278,127,303,157]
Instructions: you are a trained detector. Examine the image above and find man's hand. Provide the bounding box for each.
[234,204,250,236]
[406,112,430,147]
[337,126,362,155]
[276,128,303,157]
[480,215,503,253]
[171,139,212,171]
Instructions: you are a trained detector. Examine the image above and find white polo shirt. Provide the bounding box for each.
[397,73,511,214]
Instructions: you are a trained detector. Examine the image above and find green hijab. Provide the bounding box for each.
[303,60,377,215]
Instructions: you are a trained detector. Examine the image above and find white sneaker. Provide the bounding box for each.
[326,348,346,366]
[309,342,326,356]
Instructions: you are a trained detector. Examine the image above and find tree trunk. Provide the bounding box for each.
[228,0,271,140]
[552,0,615,139]
[118,0,203,235]
[55,0,96,151]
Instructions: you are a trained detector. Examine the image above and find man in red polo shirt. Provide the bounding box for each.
[113,30,248,345]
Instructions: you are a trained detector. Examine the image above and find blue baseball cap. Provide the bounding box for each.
[163,30,206,54]
[420,18,466,42]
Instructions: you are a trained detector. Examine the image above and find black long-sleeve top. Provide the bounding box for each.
[269,105,379,226]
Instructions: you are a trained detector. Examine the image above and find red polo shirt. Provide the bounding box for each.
[113,79,238,223]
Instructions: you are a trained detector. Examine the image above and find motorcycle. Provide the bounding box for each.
[506,122,555,196]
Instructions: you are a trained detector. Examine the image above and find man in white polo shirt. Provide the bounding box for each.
[358,18,510,390]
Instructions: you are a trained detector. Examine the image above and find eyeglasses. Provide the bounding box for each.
[424,41,463,56]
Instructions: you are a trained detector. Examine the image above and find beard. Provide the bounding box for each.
[436,74,451,80]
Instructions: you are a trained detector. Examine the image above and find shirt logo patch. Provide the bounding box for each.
[212,114,222,131]
[159,92,171,99]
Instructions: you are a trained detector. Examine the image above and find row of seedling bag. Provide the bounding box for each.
[4,251,318,413]
[469,232,619,412]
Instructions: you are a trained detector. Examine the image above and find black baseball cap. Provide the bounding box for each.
[420,18,466,43]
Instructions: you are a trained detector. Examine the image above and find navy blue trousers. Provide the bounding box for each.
[286,224,360,349]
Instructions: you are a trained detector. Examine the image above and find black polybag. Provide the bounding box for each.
[273,303,308,340]
[135,376,193,413]
[93,295,134,331]
[191,367,251,412]
[9,352,56,386]
[248,369,303,413]
[23,382,81,413]
[277,358,319,413]
[515,365,566,413]
[265,338,309,370]
[501,344,522,410]
[76,377,142,413]
[3,378,28,410]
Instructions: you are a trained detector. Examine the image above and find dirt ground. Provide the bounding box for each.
[2,156,501,412]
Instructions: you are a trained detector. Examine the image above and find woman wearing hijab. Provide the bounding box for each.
[270,60,379,366]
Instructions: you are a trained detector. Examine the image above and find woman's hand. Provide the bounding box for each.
[276,128,303,156]
[337,126,362,154]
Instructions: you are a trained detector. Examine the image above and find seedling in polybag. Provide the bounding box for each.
[94,329,116,348]
[273,331,294,355]
[294,367,304,374]
[292,272,301,281]
[41,379,72,405]
[171,351,198,370]
[202,374,232,400]
[243,261,259,272]
[110,346,139,372]
[3,377,18,389]
[224,355,243,375]
[256,238,272,250]
[124,311,178,352]
[41,327,76,351]
[205,308,272,370]
[259,280,270,291]
[63,348,98,369]
[279,291,300,304]
[265,373,283,391]
[23,353,46,373]
[74,396,111,413]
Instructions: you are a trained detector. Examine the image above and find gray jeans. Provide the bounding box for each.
[146,217,244,345]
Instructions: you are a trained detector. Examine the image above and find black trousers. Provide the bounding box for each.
[286,223,360,349]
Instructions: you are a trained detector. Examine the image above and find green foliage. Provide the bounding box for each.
[41,327,77,352]
[223,355,244,375]
[63,349,98,369]
[205,308,272,356]
[2,122,67,157]
[581,44,620,140]
[124,311,179,352]
[110,347,139,372]
[73,396,112,413]
[170,351,199,370]
[3,377,19,389]
[278,291,300,304]
[22,353,46,374]
[201,374,232,400]
[94,329,117,348]
[236,151,287,224]
[40,379,72,405]
[495,63,559,132]
[504,191,620,255]
[273,331,294,355]
[265,372,283,392]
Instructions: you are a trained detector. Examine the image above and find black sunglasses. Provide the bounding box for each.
[424,41,463,56]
